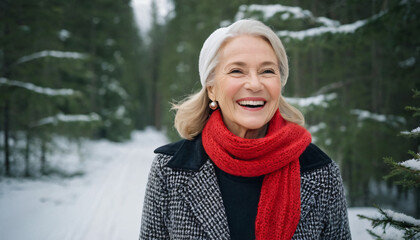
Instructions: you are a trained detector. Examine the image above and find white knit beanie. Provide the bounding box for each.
[198,19,289,88]
[198,26,230,87]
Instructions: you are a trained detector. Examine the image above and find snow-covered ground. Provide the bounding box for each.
[0,128,167,240]
[0,128,395,239]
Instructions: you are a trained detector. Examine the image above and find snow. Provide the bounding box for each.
[412,127,420,133]
[235,4,339,28]
[236,4,312,21]
[383,209,420,226]
[348,207,405,239]
[285,93,337,108]
[0,77,75,96]
[401,126,420,135]
[176,62,190,73]
[58,29,71,41]
[0,128,410,239]
[277,11,386,40]
[234,3,383,40]
[308,122,327,133]
[107,80,129,99]
[16,50,87,64]
[278,19,364,40]
[115,106,126,118]
[400,158,420,171]
[0,128,168,240]
[399,57,416,68]
[34,113,101,127]
[350,109,406,126]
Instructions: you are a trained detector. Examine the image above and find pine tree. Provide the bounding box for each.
[358,90,420,239]
[0,0,146,176]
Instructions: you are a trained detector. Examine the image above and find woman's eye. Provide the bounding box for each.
[229,69,243,74]
[262,69,275,74]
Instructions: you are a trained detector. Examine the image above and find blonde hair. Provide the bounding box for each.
[173,19,304,140]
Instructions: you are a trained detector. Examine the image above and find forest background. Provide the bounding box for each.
[1,0,419,218]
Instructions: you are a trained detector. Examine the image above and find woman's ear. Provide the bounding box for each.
[207,86,216,101]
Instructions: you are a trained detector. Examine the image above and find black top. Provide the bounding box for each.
[214,165,264,240]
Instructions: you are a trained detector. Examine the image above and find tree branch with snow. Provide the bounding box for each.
[32,113,101,128]
[0,77,76,96]
[384,155,420,189]
[276,10,386,40]
[358,89,420,239]
[235,4,339,27]
[358,206,420,240]
[401,126,420,138]
[350,109,406,127]
[234,3,387,40]
[285,93,337,108]
[16,50,88,64]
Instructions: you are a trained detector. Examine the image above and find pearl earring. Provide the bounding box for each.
[209,101,218,110]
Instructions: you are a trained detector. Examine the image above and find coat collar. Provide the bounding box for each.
[154,134,332,173]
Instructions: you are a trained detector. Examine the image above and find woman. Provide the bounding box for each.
[140,19,351,240]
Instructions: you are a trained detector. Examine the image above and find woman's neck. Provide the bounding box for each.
[231,124,268,139]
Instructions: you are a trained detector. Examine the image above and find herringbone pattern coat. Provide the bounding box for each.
[140,137,351,240]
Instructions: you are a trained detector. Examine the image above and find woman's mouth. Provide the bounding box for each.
[238,100,265,108]
[237,98,267,110]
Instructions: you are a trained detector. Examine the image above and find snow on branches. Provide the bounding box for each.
[235,4,339,27]
[285,93,337,108]
[234,3,386,40]
[358,207,420,239]
[401,126,420,137]
[359,90,420,239]
[33,113,101,127]
[16,50,88,64]
[0,77,75,96]
[350,109,406,127]
[385,150,420,189]
[399,158,420,172]
[276,13,385,40]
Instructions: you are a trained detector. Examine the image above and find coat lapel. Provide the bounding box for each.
[300,176,323,220]
[178,160,230,240]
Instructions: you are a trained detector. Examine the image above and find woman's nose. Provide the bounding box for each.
[245,72,263,91]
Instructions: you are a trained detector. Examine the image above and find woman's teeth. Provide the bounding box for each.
[238,100,265,108]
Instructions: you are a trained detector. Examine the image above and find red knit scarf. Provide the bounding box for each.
[202,109,311,240]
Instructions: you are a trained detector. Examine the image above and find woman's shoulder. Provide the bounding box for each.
[299,143,333,173]
[300,144,344,186]
[154,139,186,156]
[153,135,208,171]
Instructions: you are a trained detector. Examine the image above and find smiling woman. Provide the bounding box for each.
[139,19,351,240]
[207,35,282,139]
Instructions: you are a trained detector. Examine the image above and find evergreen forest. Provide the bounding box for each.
[1,0,419,217]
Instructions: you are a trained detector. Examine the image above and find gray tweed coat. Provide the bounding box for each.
[140,136,351,240]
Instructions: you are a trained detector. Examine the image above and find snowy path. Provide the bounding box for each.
[0,128,391,239]
[0,129,167,240]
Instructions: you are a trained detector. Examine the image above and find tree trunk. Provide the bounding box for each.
[2,1,11,176]
[40,138,47,175]
[154,92,161,129]
[4,100,10,176]
[90,17,98,114]
[24,130,31,177]
[416,189,420,218]
[292,50,301,96]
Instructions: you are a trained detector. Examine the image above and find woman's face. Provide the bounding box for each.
[207,35,281,138]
